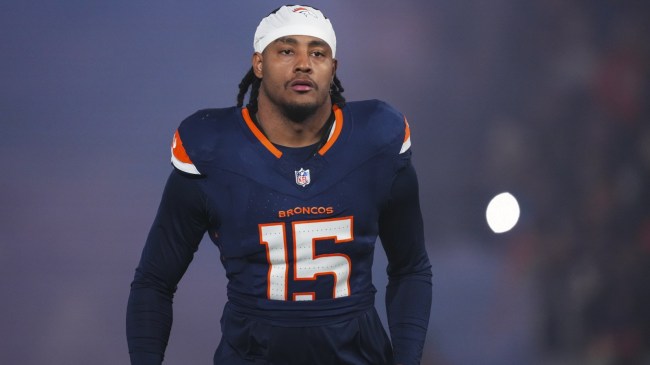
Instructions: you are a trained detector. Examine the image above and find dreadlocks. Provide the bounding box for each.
[236,67,346,115]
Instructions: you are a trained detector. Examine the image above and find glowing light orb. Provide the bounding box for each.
[485,192,520,233]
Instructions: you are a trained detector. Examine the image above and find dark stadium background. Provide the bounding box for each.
[2,1,649,364]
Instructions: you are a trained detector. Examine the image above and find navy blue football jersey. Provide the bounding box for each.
[127,100,432,365]
[172,100,412,306]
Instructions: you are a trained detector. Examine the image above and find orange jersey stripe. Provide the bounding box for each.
[172,130,193,164]
[403,117,411,142]
[318,105,344,156]
[241,107,283,158]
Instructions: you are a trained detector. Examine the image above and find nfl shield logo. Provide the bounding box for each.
[295,168,311,187]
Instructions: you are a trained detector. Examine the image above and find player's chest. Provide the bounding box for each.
[200,157,393,256]
[206,165,381,226]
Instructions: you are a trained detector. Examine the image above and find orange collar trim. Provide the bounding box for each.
[242,107,283,158]
[241,105,344,159]
[317,104,343,156]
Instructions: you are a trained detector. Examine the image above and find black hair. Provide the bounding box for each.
[236,68,346,114]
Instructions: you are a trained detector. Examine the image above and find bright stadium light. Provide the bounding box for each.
[485,192,520,233]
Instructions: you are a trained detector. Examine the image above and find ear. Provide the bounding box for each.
[331,58,338,82]
[252,52,263,78]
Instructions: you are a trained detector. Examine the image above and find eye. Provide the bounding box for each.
[312,50,325,57]
[280,49,293,55]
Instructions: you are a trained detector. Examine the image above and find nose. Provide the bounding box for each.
[294,51,312,73]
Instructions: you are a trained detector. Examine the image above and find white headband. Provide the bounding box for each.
[253,5,337,58]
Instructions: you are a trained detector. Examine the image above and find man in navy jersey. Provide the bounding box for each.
[127,5,432,365]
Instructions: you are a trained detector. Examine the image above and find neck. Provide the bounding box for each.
[255,95,333,148]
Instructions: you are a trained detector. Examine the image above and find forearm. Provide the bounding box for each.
[386,270,432,365]
[126,277,174,364]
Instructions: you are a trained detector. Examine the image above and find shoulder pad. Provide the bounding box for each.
[346,100,412,155]
[170,107,240,175]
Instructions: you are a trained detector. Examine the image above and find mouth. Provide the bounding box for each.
[288,78,315,92]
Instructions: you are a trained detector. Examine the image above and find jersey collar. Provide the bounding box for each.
[241,105,343,159]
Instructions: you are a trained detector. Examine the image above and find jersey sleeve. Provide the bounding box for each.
[126,170,208,364]
[378,150,432,365]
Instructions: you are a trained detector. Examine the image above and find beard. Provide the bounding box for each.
[280,100,320,123]
[260,80,328,123]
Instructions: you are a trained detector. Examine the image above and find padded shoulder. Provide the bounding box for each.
[345,100,411,156]
[171,107,241,175]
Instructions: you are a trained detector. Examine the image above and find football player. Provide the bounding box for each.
[127,5,432,365]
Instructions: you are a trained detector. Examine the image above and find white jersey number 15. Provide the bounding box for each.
[259,216,354,301]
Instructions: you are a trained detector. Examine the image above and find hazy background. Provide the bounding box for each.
[2,1,649,364]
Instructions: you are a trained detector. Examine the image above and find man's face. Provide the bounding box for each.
[253,35,337,121]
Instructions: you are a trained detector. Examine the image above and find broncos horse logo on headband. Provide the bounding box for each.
[292,6,318,18]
